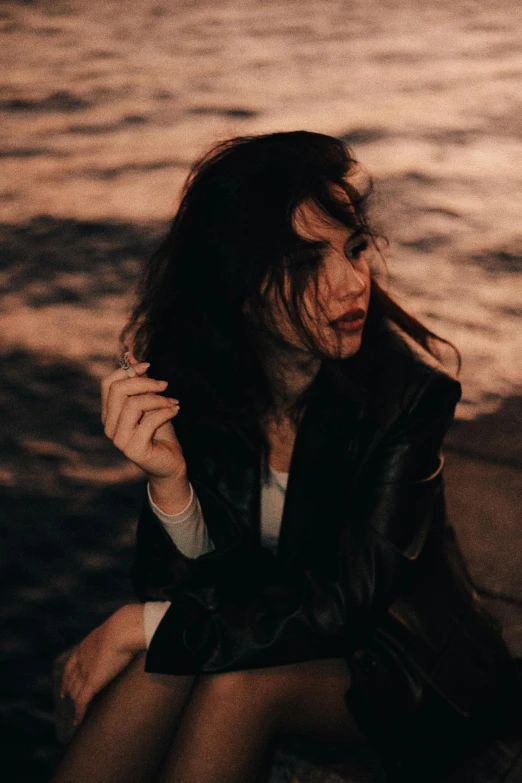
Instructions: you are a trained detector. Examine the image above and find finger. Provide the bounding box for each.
[120,352,142,378]
[124,407,181,464]
[125,352,141,367]
[104,377,169,437]
[112,394,179,453]
[73,668,106,726]
[68,670,86,703]
[61,660,85,703]
[139,411,180,444]
[61,671,74,699]
[101,363,151,424]
[74,685,95,727]
[61,652,80,696]
[62,652,77,682]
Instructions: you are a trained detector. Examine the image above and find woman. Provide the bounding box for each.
[53,131,521,783]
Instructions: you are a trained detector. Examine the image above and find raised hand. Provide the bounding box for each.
[101,353,192,513]
[101,353,185,481]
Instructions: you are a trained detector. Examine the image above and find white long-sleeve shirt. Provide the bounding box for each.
[143,466,289,647]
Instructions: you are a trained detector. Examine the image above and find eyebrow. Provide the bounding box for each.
[305,227,365,250]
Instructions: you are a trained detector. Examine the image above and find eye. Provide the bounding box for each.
[287,246,324,271]
[345,238,369,261]
[300,250,323,269]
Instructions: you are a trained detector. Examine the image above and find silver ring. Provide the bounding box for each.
[119,352,136,377]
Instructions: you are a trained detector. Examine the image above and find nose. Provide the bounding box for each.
[322,252,368,301]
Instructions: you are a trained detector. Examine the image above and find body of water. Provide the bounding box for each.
[1,0,522,415]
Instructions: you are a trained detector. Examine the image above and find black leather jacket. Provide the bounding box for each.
[131,335,519,780]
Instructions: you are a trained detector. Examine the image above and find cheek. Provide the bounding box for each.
[300,285,322,324]
[363,266,372,299]
[353,259,372,306]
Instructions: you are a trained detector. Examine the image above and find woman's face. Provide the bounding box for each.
[262,195,372,360]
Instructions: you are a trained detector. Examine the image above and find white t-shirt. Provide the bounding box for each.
[143,466,289,647]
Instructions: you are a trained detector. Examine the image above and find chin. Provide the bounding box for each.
[323,331,364,360]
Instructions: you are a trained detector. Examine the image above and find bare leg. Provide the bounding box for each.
[52,652,196,783]
[158,657,364,783]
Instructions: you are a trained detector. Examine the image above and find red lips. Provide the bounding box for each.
[330,307,366,325]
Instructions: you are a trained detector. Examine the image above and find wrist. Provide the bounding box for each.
[149,473,191,515]
[112,604,146,654]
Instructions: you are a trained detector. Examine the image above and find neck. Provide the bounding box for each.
[262,339,321,420]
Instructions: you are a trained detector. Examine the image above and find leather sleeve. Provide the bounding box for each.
[136,371,461,675]
[334,373,462,622]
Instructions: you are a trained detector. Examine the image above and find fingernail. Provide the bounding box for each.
[138,362,150,368]
[167,398,179,405]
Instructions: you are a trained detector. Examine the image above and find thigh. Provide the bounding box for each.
[156,657,364,783]
[262,656,365,743]
[52,652,196,783]
[187,656,363,745]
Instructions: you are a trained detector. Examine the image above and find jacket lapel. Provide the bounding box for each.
[276,364,363,567]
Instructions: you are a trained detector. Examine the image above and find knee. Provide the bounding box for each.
[196,669,262,701]
[194,669,282,730]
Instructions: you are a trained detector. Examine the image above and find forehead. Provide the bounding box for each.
[292,186,354,241]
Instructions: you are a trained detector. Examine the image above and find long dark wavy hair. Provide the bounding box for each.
[120,130,459,465]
